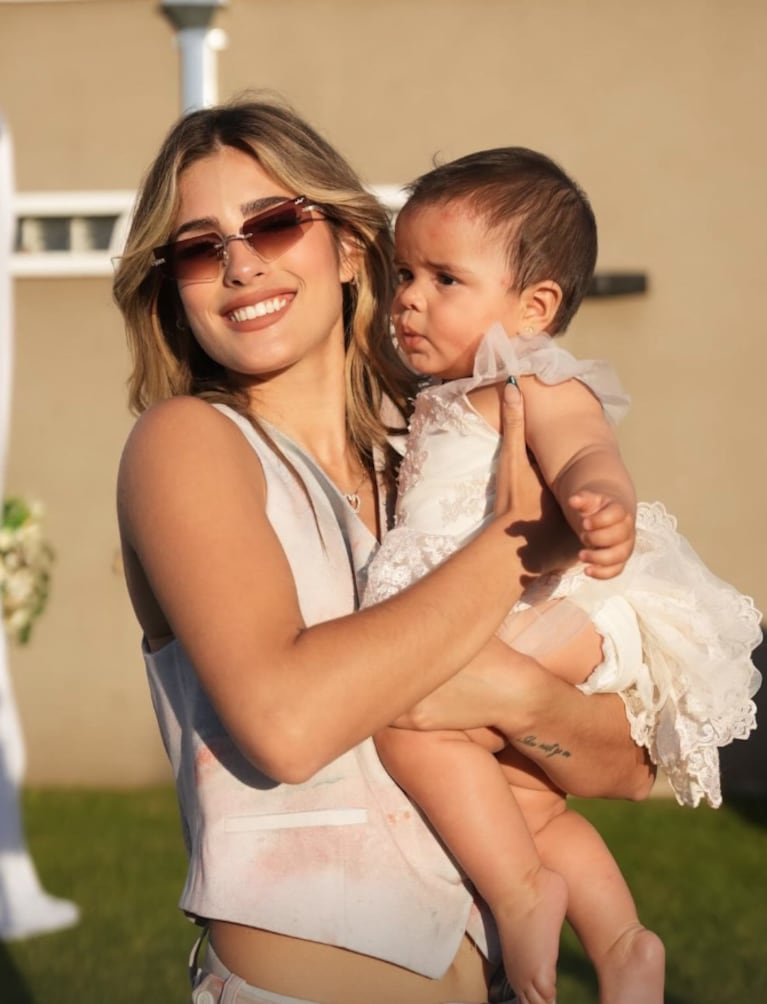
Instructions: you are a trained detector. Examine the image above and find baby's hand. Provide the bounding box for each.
[569,491,635,579]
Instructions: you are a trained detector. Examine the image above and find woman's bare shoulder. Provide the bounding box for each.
[117,396,265,533]
[123,394,231,445]
[120,396,251,472]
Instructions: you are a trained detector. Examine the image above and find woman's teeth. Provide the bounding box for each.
[229,296,288,322]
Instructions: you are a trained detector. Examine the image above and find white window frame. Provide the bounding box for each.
[10,186,408,279]
[11,191,136,277]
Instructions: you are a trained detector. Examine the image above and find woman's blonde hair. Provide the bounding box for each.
[113,93,415,467]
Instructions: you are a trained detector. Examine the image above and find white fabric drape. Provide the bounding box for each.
[0,110,79,941]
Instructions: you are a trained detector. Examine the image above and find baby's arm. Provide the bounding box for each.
[524,376,635,578]
[470,378,636,579]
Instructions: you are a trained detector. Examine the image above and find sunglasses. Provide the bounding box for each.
[151,195,322,283]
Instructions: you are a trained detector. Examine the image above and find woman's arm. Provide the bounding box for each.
[118,386,553,784]
[395,637,655,801]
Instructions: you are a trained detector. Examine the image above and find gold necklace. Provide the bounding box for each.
[344,470,368,513]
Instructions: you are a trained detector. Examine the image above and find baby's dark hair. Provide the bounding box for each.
[401,147,597,334]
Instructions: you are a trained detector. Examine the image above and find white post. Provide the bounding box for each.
[0,112,79,941]
[160,1,228,112]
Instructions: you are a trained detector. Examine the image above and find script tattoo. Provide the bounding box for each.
[518,735,572,759]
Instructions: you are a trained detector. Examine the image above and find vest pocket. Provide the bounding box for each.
[224,808,368,832]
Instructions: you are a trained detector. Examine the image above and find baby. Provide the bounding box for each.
[363,147,762,1004]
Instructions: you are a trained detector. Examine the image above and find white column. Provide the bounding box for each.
[175,26,227,111]
[160,1,228,112]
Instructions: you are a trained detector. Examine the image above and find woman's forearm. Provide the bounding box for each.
[503,670,655,801]
[486,639,655,799]
[398,637,655,801]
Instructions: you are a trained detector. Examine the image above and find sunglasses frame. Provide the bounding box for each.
[151,195,321,283]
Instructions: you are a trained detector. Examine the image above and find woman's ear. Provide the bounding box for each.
[520,280,563,332]
[337,231,363,285]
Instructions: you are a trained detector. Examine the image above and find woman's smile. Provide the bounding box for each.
[224,291,294,326]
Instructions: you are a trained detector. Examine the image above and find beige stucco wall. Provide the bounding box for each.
[1,0,765,785]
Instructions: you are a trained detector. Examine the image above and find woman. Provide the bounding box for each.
[112,96,653,1004]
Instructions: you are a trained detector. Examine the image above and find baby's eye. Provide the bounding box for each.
[395,267,413,284]
[436,272,458,286]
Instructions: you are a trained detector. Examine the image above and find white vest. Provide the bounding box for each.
[144,404,490,978]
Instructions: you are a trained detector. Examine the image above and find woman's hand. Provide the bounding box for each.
[394,637,655,801]
[494,380,579,578]
[393,637,542,734]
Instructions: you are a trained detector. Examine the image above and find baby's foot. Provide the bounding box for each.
[493,865,567,1004]
[598,923,665,1004]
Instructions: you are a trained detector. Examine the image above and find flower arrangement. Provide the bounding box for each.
[1,497,54,644]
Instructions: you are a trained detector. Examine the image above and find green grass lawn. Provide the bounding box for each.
[1,788,765,1003]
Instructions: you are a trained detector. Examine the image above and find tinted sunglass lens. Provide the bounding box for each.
[244,207,306,261]
[172,237,222,282]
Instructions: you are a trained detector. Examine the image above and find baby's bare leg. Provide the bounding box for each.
[378,607,656,1003]
[375,724,565,1004]
[375,608,605,1001]
[503,613,665,1004]
[515,787,664,1004]
[500,596,604,687]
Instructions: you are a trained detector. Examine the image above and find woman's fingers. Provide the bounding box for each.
[494,377,528,517]
[495,376,580,576]
[496,378,552,525]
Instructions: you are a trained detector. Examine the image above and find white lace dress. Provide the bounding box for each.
[364,326,762,809]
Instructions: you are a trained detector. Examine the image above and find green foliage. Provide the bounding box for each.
[1,497,54,644]
[1,789,765,1003]
[2,499,33,531]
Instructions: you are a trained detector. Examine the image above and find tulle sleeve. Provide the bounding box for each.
[469,324,631,425]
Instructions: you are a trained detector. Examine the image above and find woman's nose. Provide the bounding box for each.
[222,238,265,285]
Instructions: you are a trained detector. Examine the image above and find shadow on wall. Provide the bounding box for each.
[720,631,767,800]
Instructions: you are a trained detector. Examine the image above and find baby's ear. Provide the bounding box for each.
[522,280,562,332]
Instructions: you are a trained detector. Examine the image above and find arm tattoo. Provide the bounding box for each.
[518,734,572,759]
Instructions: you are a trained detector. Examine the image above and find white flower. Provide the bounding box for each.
[1,497,54,645]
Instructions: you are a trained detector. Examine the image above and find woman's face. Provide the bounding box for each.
[171,145,353,382]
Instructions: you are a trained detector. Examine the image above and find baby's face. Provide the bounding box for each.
[392,201,525,379]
